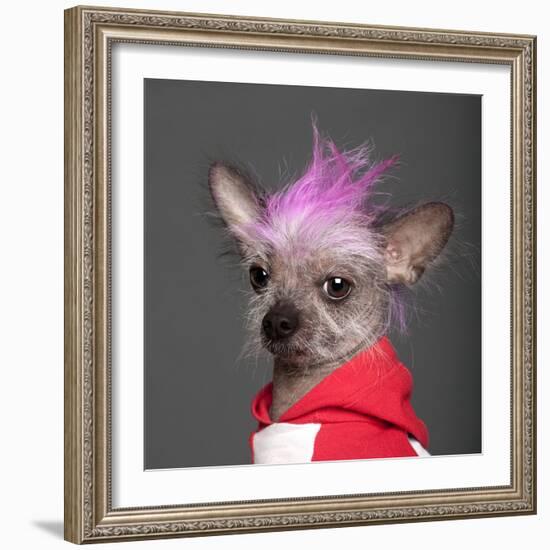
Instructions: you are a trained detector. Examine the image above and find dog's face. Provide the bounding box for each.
[209,131,453,368]
[240,236,389,367]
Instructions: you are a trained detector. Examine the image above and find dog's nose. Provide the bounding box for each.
[262,303,299,341]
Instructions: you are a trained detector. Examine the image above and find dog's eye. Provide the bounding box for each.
[249,266,269,292]
[323,277,352,300]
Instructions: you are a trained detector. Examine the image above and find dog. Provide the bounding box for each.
[208,123,453,464]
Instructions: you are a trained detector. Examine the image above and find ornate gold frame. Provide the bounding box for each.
[64,5,537,544]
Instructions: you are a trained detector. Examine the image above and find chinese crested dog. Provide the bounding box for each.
[209,124,453,464]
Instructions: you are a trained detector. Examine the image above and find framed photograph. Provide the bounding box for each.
[64,5,537,543]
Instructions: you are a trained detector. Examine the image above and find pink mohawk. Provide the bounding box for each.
[266,124,398,222]
[248,123,399,256]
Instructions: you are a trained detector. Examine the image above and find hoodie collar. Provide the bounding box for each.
[251,337,428,447]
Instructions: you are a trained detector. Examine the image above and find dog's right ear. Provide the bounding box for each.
[381,202,454,285]
[208,162,263,249]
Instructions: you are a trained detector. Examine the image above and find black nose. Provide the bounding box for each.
[262,302,299,341]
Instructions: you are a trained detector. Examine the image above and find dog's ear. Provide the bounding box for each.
[381,202,454,285]
[208,162,263,248]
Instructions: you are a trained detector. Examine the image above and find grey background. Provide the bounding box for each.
[144,78,481,469]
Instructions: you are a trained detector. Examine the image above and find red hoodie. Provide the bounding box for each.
[250,337,429,464]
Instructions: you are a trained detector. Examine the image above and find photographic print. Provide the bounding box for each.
[144,80,481,469]
[64,6,535,543]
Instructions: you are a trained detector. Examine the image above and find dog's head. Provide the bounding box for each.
[209,125,453,368]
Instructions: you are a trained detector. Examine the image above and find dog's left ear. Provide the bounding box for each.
[382,202,454,285]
